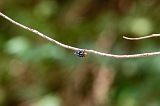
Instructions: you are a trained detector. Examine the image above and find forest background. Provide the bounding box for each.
[0,0,160,106]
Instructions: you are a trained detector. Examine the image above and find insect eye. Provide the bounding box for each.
[84,52,87,57]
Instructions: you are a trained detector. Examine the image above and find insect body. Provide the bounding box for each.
[74,51,87,57]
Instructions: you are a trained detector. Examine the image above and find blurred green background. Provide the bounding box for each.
[1,0,160,106]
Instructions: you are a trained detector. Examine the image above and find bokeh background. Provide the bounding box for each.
[1,0,160,106]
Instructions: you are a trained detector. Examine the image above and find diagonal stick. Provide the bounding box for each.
[1,12,160,59]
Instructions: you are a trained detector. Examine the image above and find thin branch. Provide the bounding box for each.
[123,34,160,40]
[1,12,160,59]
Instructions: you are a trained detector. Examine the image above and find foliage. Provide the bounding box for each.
[0,0,160,106]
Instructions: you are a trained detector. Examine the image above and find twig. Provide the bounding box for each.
[123,34,160,40]
[1,12,160,59]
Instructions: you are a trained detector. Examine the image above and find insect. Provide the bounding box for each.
[74,51,87,57]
